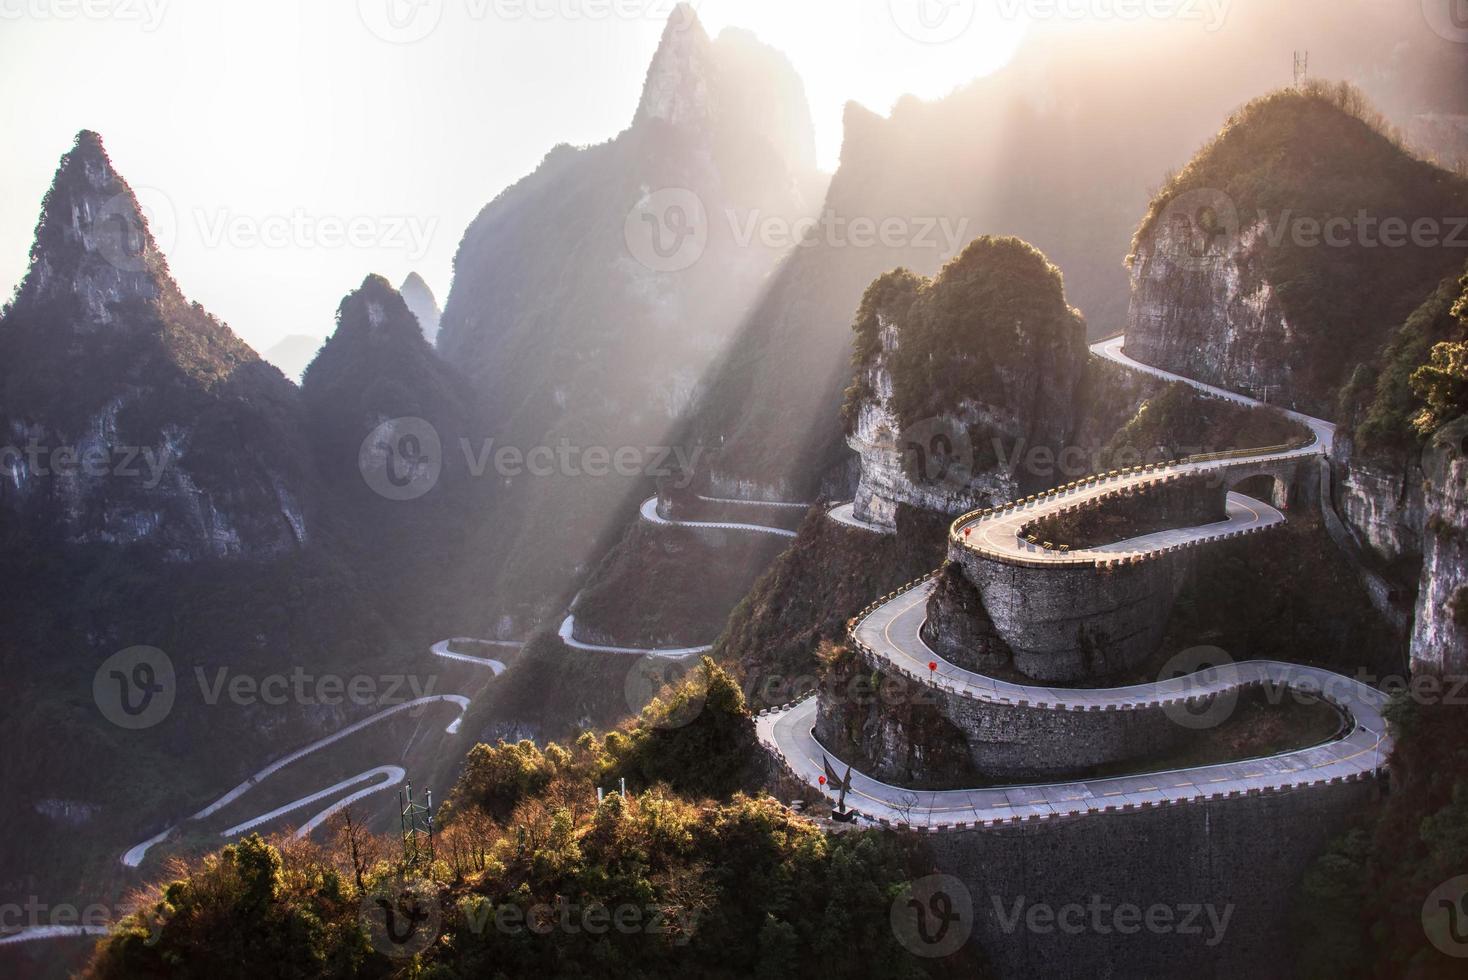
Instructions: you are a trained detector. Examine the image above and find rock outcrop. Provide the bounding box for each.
[1333,436,1426,564]
[398,272,442,346]
[1125,87,1468,418]
[301,273,476,493]
[433,5,823,624]
[0,131,314,561]
[1411,418,1468,676]
[841,238,1089,528]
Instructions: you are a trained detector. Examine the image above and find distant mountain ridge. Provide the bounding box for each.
[435,4,826,626]
[399,271,441,346]
[676,0,1468,497]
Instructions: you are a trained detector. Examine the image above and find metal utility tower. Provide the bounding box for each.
[1294,51,1309,89]
[399,781,434,867]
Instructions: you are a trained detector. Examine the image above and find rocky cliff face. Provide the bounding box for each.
[1332,435,1426,564]
[681,11,1465,498]
[846,309,1016,527]
[435,5,823,624]
[1124,88,1468,418]
[302,274,478,493]
[0,131,314,561]
[398,272,441,346]
[842,239,1089,528]
[1127,219,1296,400]
[1411,418,1468,676]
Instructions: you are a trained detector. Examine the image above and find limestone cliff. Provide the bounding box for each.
[398,271,441,346]
[840,238,1089,529]
[1332,436,1426,565]
[435,5,823,625]
[1411,418,1468,676]
[0,131,314,561]
[1125,86,1468,418]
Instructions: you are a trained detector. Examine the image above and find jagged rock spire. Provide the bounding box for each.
[633,3,714,128]
[398,271,442,345]
[14,130,178,322]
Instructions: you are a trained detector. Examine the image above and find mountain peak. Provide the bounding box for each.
[633,4,713,128]
[15,129,177,321]
[398,271,442,345]
[336,273,426,344]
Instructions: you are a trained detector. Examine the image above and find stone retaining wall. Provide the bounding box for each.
[838,641,1215,780]
[950,545,1199,682]
[922,778,1376,979]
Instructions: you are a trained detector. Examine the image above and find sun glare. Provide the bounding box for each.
[694,0,1030,169]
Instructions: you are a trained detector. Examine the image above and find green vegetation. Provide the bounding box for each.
[451,658,760,809]
[1342,265,1468,452]
[574,519,789,648]
[1410,339,1468,438]
[711,505,950,708]
[1158,514,1401,681]
[84,661,948,980]
[841,237,1085,433]
[1026,474,1227,551]
[1293,698,1468,979]
[1102,381,1310,462]
[1132,84,1468,412]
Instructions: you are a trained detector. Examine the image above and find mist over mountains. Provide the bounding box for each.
[1,3,1466,976]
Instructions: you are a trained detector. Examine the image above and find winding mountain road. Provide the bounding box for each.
[553,493,811,659]
[222,765,406,839]
[696,493,811,510]
[431,638,515,672]
[122,692,472,867]
[827,501,894,534]
[557,613,712,658]
[639,495,797,538]
[759,336,1391,825]
[0,925,111,947]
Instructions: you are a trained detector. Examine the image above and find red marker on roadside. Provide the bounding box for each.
[818,775,826,786]
[928,661,937,676]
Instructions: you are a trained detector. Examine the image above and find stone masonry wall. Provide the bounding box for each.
[921,779,1375,979]
[830,645,1207,781]
[950,544,1199,683]
[1024,473,1227,551]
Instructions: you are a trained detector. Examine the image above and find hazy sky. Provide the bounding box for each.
[0,0,1214,357]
